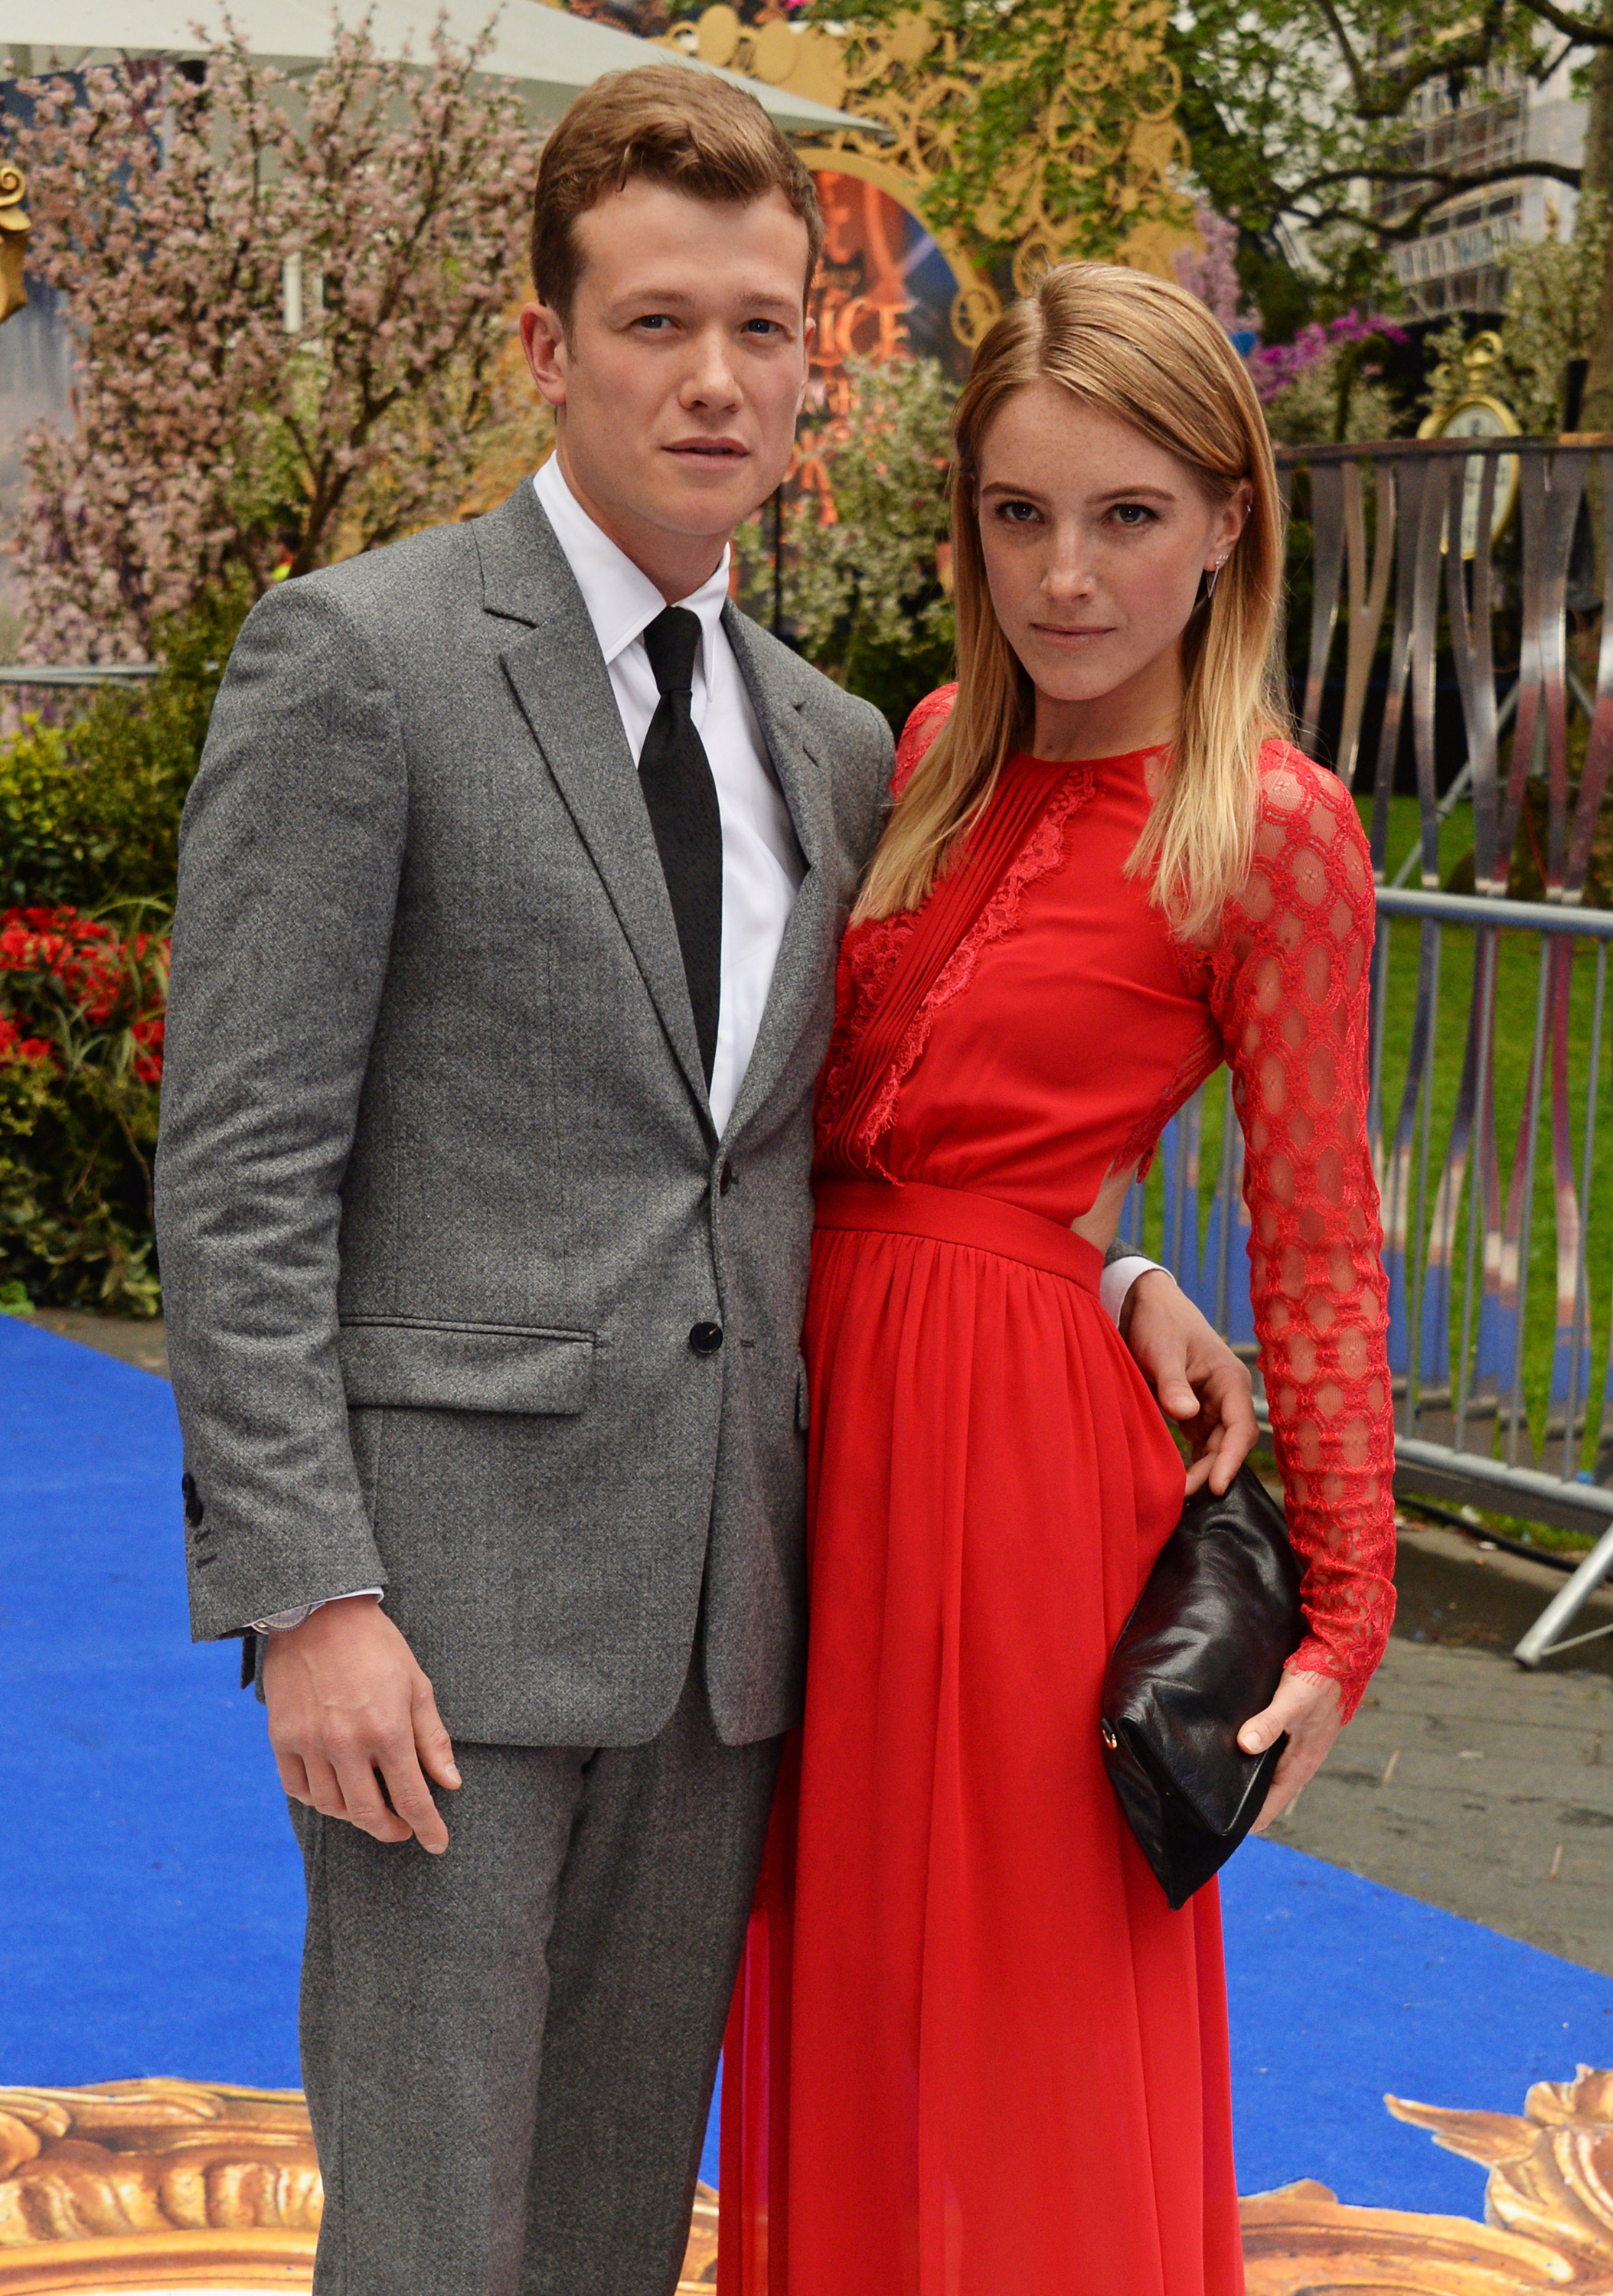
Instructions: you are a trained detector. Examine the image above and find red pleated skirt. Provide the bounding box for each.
[720,1180,1247,2296]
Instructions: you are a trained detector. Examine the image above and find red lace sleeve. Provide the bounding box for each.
[893,683,957,796]
[1202,743,1396,1721]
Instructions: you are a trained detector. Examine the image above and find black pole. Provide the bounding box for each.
[1565,357,1589,433]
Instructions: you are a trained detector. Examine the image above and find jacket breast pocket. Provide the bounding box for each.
[338,1319,596,1417]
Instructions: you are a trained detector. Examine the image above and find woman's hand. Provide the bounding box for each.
[1239,1667,1344,1832]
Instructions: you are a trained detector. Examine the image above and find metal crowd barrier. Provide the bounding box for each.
[1118,432,1613,1668]
[0,663,158,684]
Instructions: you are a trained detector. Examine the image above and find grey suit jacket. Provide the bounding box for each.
[155,481,893,1747]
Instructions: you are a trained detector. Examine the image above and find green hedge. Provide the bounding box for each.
[0,581,247,912]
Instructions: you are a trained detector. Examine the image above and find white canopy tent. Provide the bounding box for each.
[0,0,870,134]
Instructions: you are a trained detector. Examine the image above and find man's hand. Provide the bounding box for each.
[1119,1270,1259,1496]
[263,1595,460,1853]
[1240,1668,1344,1831]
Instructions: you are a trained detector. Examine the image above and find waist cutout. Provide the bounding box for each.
[812,1179,1102,1294]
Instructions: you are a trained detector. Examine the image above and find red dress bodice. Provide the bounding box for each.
[812,686,1395,1719]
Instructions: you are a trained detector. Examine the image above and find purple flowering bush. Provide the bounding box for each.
[1249,310,1406,404]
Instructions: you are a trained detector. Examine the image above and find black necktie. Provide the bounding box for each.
[638,606,723,1086]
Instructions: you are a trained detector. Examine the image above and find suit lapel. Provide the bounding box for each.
[478,486,712,1125]
[721,605,841,1146]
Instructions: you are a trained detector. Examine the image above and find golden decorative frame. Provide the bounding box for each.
[0,2084,318,2294]
[1246,2066,1613,2293]
[663,4,1197,353]
[0,166,30,325]
[0,2231,315,2290]
[1,2069,1610,2291]
[0,2080,716,2294]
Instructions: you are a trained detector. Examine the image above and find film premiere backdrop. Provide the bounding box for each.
[651,0,1191,585]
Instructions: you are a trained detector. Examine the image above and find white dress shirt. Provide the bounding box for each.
[534,455,805,1138]
[1101,1255,1164,1322]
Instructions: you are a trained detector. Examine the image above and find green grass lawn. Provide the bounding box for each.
[1132,794,1613,1529]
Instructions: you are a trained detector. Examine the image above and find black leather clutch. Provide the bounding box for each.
[1099,1464,1305,1911]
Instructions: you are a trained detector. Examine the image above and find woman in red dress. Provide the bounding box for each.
[720,262,1394,2296]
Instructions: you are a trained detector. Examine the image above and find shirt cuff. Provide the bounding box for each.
[253,1589,384,1633]
[1100,1254,1167,1327]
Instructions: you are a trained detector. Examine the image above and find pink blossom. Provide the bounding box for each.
[9,21,537,658]
[1173,208,1260,340]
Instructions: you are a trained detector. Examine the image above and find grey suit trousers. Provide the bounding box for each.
[289,1666,781,2296]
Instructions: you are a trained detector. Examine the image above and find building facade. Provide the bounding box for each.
[1376,52,1585,318]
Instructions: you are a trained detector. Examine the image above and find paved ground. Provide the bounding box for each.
[23,1313,1613,1974]
[22,1306,169,1376]
[1268,1521,1613,1975]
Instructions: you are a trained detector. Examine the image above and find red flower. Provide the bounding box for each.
[0,1015,54,1066]
[0,905,168,1081]
[132,1012,165,1085]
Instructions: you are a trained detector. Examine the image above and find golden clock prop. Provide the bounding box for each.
[1416,331,1522,559]
[2,2069,1613,2291]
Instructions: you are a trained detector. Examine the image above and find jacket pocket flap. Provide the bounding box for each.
[338,1321,595,1416]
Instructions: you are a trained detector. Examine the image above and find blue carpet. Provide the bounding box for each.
[1221,1836,1613,2213]
[5,1307,1612,2221]
[0,1313,304,2090]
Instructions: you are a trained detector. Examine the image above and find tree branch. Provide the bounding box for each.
[1298,152,1582,206]
[1517,0,1613,42]
[1311,0,1376,113]
[1314,0,1513,118]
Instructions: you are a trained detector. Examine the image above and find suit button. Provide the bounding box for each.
[720,1160,736,1195]
[688,1321,724,1356]
[181,1470,204,1529]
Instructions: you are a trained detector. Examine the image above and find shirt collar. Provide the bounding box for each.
[534,455,731,677]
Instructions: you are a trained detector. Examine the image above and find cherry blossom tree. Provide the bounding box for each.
[8,20,539,659]
[1172,207,1260,341]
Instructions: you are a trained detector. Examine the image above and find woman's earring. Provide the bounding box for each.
[1204,556,1226,602]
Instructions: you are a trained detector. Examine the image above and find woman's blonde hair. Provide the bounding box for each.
[857,261,1288,937]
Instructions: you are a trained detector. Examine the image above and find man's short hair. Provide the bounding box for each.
[531,63,824,322]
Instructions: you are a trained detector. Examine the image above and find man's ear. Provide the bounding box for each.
[521,302,568,409]
[794,311,816,419]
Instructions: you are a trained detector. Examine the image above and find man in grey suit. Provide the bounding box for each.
[156,63,1255,2296]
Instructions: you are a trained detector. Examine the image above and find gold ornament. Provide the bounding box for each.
[1422,329,1512,429]
[0,2079,317,2289]
[0,2077,714,2293]
[663,4,1197,353]
[0,2068,1610,2291]
[1246,2066,1613,2294]
[0,167,30,326]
